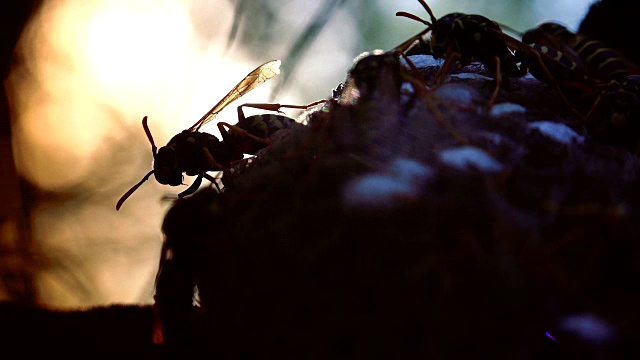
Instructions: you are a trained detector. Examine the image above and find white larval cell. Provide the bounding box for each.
[439,146,503,172]
[528,121,585,144]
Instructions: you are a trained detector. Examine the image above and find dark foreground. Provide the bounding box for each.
[5,54,640,359]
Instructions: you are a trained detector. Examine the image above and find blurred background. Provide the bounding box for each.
[1,0,592,308]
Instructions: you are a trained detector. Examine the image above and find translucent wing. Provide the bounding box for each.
[189,59,281,132]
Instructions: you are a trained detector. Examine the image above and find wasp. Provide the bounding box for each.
[508,22,598,114]
[516,23,618,120]
[116,60,323,210]
[517,23,589,84]
[582,74,640,150]
[521,22,640,85]
[578,0,640,67]
[602,75,640,127]
[394,1,603,115]
[394,0,527,107]
[519,23,639,102]
[519,22,640,149]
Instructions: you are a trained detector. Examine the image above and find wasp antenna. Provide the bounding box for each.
[116,170,154,210]
[417,0,438,26]
[396,11,432,27]
[142,116,158,157]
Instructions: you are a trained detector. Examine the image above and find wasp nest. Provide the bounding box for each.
[156,51,640,358]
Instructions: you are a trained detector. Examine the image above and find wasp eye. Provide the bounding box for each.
[439,16,453,28]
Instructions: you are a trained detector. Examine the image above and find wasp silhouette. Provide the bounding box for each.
[116,60,323,210]
[394,0,528,107]
[393,0,602,113]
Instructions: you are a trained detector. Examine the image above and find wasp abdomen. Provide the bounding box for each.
[573,37,639,82]
[238,114,297,138]
[229,114,298,156]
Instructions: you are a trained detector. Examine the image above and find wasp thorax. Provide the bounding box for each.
[154,146,182,186]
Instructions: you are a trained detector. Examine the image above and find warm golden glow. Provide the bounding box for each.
[86,2,193,91]
[7,0,357,308]
[6,0,264,308]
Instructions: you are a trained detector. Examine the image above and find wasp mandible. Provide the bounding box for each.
[116,60,323,210]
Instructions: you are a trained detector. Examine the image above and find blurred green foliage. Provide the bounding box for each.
[225,0,591,98]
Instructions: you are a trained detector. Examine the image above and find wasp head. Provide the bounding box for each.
[429,13,467,58]
[154,145,183,186]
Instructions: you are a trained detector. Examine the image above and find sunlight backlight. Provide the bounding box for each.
[85,2,193,94]
[6,0,353,308]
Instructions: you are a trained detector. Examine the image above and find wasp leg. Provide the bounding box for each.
[178,173,204,198]
[397,51,431,88]
[487,55,502,109]
[217,122,272,146]
[422,90,470,146]
[201,146,229,172]
[203,173,223,193]
[401,60,470,146]
[487,28,587,121]
[528,50,575,107]
[218,100,326,145]
[432,50,461,88]
[200,147,228,192]
[236,100,326,121]
[579,91,604,126]
[528,48,588,122]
